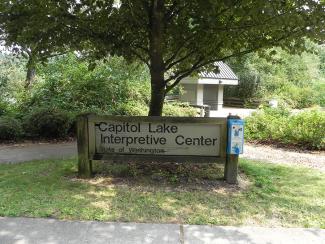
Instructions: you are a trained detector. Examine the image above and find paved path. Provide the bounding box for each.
[0,142,77,163]
[0,217,324,244]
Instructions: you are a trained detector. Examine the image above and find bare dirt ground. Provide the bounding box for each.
[243,142,325,172]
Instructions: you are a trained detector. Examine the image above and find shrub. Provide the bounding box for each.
[23,108,71,139]
[163,102,198,117]
[286,110,325,149]
[245,107,325,150]
[245,107,290,141]
[113,101,149,116]
[0,116,23,141]
[112,102,198,117]
[25,54,150,115]
[0,101,8,116]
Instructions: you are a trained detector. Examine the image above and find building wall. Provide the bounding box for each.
[203,84,218,109]
[180,77,198,84]
[180,84,197,104]
[180,83,224,110]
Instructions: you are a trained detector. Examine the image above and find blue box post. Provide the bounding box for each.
[225,115,244,184]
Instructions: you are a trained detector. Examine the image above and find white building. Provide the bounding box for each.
[179,61,238,110]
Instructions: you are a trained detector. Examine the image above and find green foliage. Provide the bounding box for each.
[23,54,150,115]
[226,44,325,108]
[225,56,262,102]
[286,110,325,149]
[0,53,198,141]
[1,0,323,115]
[0,116,23,141]
[0,101,8,116]
[21,54,197,118]
[113,102,149,116]
[312,81,325,107]
[1,1,323,68]
[245,108,325,150]
[163,102,198,117]
[0,54,26,115]
[23,108,71,139]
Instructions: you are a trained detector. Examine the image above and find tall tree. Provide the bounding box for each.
[0,3,67,89]
[0,0,324,115]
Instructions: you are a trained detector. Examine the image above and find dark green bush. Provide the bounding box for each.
[23,108,71,139]
[0,116,23,141]
[245,108,325,150]
[0,101,8,116]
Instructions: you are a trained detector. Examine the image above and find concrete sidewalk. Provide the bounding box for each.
[0,217,324,244]
[0,142,77,164]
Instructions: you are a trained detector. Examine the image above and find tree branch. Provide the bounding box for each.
[165,61,198,83]
[164,33,197,67]
[164,27,305,95]
[215,11,291,33]
[165,57,204,93]
[165,49,196,71]
[163,1,242,70]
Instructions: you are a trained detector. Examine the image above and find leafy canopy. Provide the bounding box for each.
[0,1,324,115]
[1,1,324,71]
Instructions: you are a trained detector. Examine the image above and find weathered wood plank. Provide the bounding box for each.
[87,114,226,125]
[77,114,92,178]
[224,154,239,184]
[92,153,225,164]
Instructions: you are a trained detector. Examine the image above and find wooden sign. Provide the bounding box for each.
[95,121,221,156]
[77,114,239,184]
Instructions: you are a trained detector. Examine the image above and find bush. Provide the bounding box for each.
[0,116,23,141]
[286,110,325,149]
[245,107,325,150]
[0,101,8,116]
[24,54,150,115]
[112,102,198,117]
[113,101,149,116]
[23,108,71,139]
[163,103,198,117]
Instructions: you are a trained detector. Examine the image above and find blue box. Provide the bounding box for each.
[227,119,244,155]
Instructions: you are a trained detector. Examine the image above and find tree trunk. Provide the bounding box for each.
[149,69,165,116]
[148,0,166,116]
[25,55,36,89]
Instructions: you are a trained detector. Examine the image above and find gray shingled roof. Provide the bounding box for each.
[199,61,238,80]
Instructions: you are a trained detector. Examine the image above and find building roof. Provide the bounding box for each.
[180,61,238,85]
[199,61,238,80]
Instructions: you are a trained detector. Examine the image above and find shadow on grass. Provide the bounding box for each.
[88,160,248,192]
[0,158,324,228]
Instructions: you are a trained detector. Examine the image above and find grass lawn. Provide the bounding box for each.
[0,158,324,228]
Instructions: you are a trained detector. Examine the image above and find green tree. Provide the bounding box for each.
[227,43,325,108]
[0,53,25,115]
[24,54,151,114]
[1,1,324,115]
